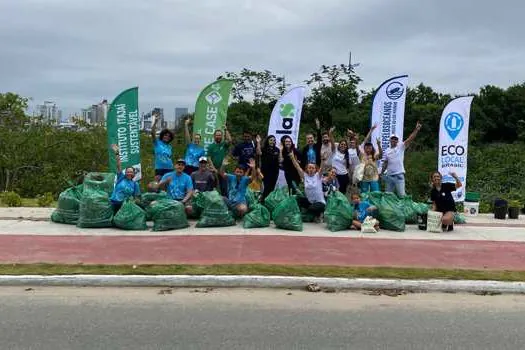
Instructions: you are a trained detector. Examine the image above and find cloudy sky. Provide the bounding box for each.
[1,0,523,118]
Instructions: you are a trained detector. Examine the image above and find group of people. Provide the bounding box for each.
[109,112,462,232]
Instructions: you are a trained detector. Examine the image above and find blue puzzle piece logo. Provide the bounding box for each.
[444,112,464,140]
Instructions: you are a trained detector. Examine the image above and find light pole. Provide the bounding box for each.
[348,51,361,72]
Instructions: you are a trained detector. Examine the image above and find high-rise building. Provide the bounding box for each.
[80,100,108,125]
[141,107,165,131]
[174,107,188,129]
[35,101,62,124]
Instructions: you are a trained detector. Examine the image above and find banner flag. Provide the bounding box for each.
[371,75,408,168]
[194,79,234,152]
[107,87,141,180]
[267,86,307,145]
[438,96,474,202]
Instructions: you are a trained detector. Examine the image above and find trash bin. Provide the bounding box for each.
[494,199,508,220]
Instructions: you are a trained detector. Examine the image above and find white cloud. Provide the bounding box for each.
[1,0,524,118]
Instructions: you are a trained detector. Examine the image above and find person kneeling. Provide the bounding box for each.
[220,158,256,218]
[350,191,379,231]
[289,153,326,223]
[156,159,194,216]
[430,171,462,232]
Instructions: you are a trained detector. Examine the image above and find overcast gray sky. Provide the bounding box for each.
[1,0,524,118]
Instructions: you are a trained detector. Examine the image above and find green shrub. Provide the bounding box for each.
[2,192,22,207]
[37,192,54,207]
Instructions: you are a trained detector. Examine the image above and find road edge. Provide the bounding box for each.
[1,275,525,293]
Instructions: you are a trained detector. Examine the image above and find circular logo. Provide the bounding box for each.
[386,82,404,100]
[444,112,464,140]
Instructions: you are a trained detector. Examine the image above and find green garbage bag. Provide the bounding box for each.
[246,189,257,210]
[301,210,316,223]
[196,190,235,228]
[138,191,168,210]
[77,188,113,228]
[401,196,418,224]
[272,196,303,231]
[83,172,116,195]
[51,184,84,225]
[454,212,467,224]
[375,192,405,232]
[113,200,147,230]
[187,191,205,219]
[324,191,354,232]
[243,204,270,229]
[264,187,289,216]
[150,199,189,231]
[414,202,429,215]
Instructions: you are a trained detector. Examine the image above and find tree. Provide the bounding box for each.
[304,64,362,130]
[218,69,288,103]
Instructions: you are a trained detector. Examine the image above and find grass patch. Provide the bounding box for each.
[0,198,57,208]
[1,264,525,282]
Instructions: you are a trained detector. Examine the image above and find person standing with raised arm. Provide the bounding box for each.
[300,118,323,168]
[151,111,174,182]
[381,121,422,197]
[183,118,205,175]
[207,125,232,195]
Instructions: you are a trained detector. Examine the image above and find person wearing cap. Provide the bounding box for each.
[381,121,422,197]
[219,157,256,218]
[157,158,194,215]
[183,118,205,175]
[191,156,216,193]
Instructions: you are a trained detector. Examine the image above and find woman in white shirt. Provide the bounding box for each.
[289,153,326,221]
[330,139,352,195]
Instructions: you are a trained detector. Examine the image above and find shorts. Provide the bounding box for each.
[155,168,173,177]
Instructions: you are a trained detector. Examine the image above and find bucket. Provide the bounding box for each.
[463,202,479,216]
[509,207,520,219]
[494,206,507,220]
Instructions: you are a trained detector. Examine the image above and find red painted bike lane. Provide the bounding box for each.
[1,234,525,270]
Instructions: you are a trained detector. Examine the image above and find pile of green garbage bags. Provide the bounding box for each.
[196,190,236,228]
[361,192,428,232]
[324,191,354,232]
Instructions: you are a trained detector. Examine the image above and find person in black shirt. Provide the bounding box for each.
[280,135,301,194]
[232,131,256,169]
[300,118,323,168]
[430,171,462,231]
[260,135,280,200]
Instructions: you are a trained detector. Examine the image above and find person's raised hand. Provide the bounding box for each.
[315,118,321,129]
[255,135,262,143]
[185,118,191,125]
[416,121,422,130]
[329,126,336,134]
[111,144,119,154]
[248,158,256,169]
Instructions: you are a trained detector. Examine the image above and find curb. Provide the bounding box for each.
[1,275,525,293]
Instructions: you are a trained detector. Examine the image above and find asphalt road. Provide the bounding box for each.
[1,287,525,349]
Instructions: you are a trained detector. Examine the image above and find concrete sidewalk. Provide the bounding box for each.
[1,208,525,270]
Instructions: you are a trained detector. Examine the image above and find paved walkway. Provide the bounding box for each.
[0,208,524,270]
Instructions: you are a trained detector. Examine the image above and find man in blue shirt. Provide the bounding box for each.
[158,159,194,215]
[232,131,256,169]
[219,158,256,218]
